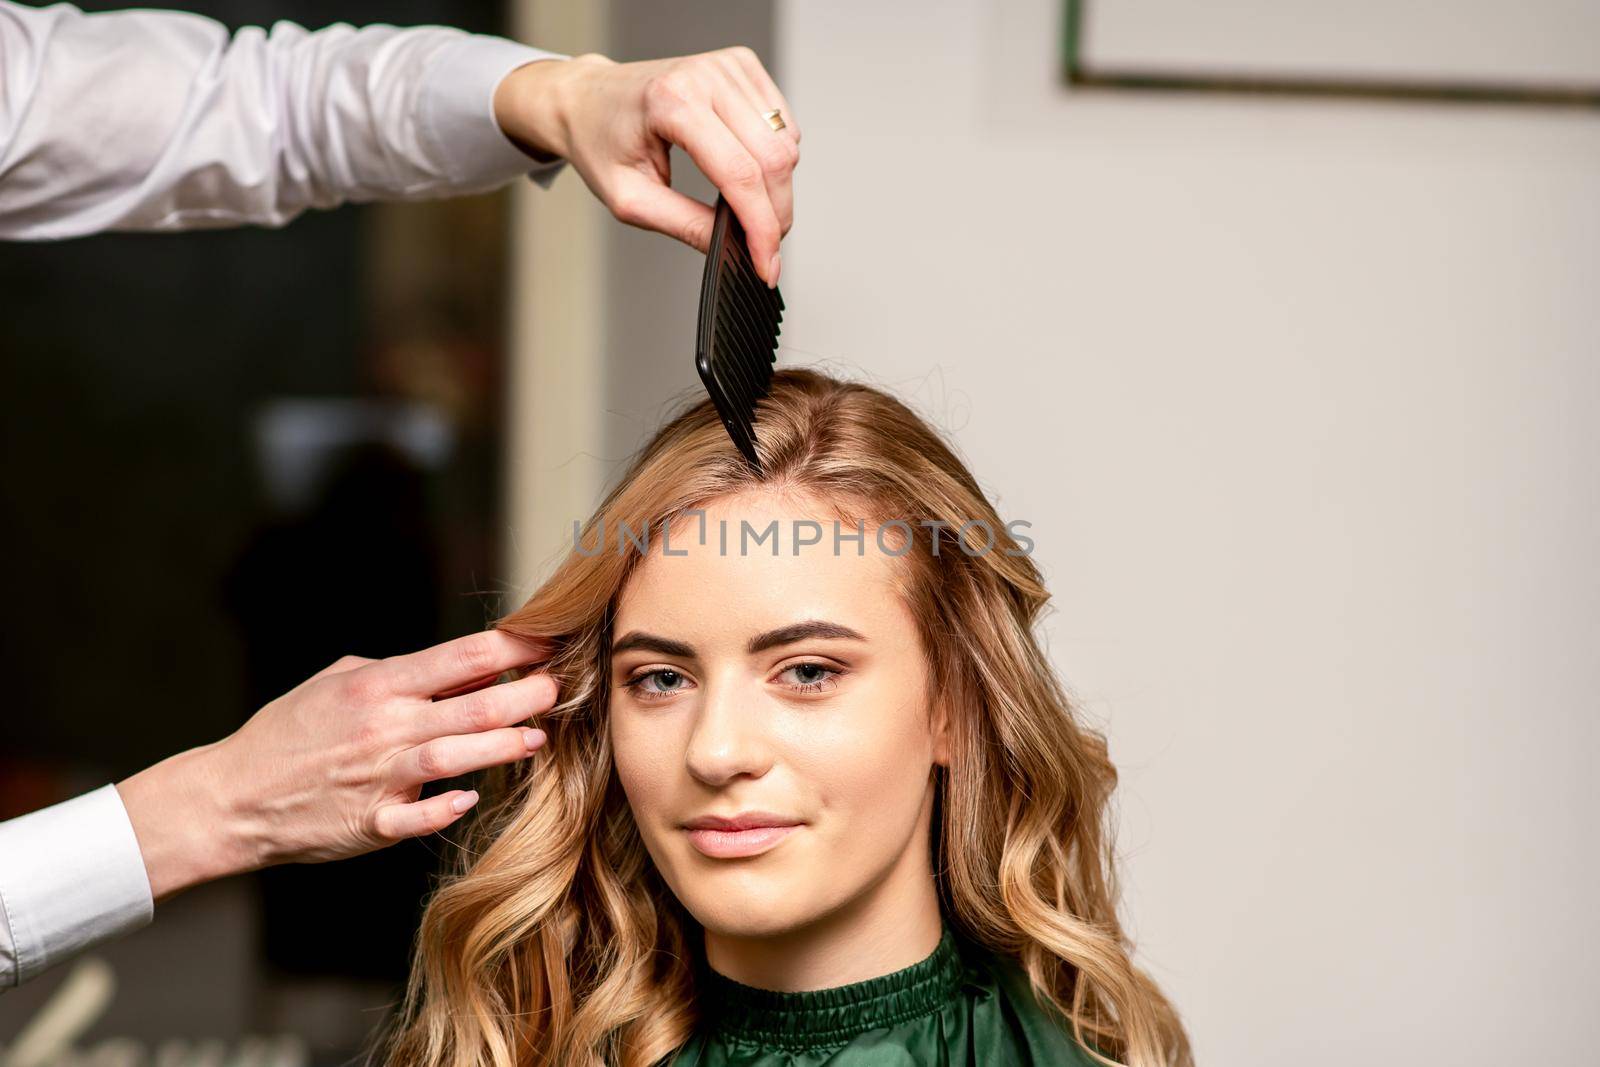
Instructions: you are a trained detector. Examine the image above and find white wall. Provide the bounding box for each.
[772,0,1600,1062]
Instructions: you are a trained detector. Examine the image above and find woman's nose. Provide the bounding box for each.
[683,674,773,785]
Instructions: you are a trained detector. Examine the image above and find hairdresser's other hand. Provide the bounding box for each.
[493,47,799,286]
[116,631,556,904]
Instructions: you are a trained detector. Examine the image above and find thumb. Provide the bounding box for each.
[608,170,715,253]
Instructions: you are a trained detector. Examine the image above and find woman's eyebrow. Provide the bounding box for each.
[608,620,867,660]
[610,632,695,658]
[748,619,866,654]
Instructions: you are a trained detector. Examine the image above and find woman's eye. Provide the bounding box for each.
[624,668,693,700]
[777,662,842,694]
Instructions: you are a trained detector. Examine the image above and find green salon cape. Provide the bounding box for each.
[663,919,1105,1066]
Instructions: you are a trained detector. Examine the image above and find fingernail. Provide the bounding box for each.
[767,252,781,288]
[451,790,479,814]
[523,728,547,751]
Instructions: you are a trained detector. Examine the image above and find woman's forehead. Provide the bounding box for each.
[611,492,916,645]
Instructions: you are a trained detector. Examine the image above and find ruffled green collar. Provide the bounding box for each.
[697,923,969,1051]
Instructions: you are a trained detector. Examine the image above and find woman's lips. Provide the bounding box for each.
[685,823,802,858]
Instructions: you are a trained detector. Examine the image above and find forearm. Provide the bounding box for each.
[0,2,565,239]
[0,785,154,990]
[0,757,243,994]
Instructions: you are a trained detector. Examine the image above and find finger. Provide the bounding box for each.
[371,789,480,841]
[390,727,547,788]
[432,669,509,702]
[309,654,376,681]
[407,671,559,746]
[726,46,801,145]
[710,83,796,239]
[717,49,800,159]
[607,168,716,253]
[657,107,784,284]
[379,630,552,698]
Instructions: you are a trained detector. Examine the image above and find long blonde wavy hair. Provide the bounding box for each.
[374,368,1193,1067]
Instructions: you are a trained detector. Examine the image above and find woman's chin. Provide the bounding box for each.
[688,901,816,941]
[673,865,825,939]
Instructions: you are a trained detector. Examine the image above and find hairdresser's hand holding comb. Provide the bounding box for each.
[116,631,555,904]
[493,46,799,286]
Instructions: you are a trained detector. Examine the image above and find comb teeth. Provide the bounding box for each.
[695,195,783,472]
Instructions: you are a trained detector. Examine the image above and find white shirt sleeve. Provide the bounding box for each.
[0,1,568,240]
[0,783,154,992]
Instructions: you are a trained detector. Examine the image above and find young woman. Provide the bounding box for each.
[376,369,1193,1066]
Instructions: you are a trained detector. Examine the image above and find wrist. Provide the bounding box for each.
[116,740,258,904]
[493,53,608,164]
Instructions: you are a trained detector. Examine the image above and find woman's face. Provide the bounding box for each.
[607,488,949,941]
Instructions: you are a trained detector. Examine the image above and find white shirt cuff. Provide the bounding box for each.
[417,34,570,193]
[0,783,155,989]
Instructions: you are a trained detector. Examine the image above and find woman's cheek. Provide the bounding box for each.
[806,681,931,776]
[791,710,909,813]
[608,708,665,805]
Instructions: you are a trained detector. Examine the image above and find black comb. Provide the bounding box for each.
[695,194,783,472]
